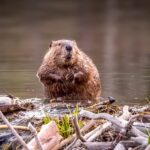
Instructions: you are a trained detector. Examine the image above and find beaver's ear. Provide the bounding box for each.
[72,40,77,45]
[49,41,54,48]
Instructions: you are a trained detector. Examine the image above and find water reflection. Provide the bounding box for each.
[0,0,150,104]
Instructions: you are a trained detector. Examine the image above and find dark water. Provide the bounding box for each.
[0,0,150,104]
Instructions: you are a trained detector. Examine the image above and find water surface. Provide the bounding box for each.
[0,0,150,104]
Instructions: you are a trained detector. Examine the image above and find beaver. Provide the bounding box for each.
[37,40,101,102]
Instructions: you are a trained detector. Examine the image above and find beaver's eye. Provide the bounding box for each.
[49,41,53,48]
[49,43,52,47]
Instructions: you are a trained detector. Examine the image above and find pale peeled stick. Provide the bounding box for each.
[27,121,62,150]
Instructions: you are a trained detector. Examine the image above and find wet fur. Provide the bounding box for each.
[37,40,101,101]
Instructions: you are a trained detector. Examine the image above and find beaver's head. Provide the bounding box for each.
[47,40,79,67]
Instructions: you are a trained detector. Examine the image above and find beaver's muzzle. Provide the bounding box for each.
[65,44,72,52]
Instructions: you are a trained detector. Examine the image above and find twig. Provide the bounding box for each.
[72,116,86,142]
[0,125,29,131]
[0,111,29,150]
[130,105,150,113]
[87,96,115,110]
[28,122,43,150]
[65,138,78,150]
[84,124,102,139]
[65,116,86,150]
[70,121,111,148]
[133,145,146,150]
[82,141,112,150]
[87,122,111,142]
[133,122,150,129]
[59,119,95,149]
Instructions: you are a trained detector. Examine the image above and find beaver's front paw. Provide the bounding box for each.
[48,73,63,83]
[65,72,74,82]
[74,71,84,83]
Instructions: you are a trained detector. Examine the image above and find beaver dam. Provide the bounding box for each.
[0,95,150,150]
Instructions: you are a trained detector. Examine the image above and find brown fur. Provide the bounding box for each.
[37,40,101,102]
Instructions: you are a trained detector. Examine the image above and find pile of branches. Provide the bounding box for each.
[0,97,150,150]
[62,105,150,150]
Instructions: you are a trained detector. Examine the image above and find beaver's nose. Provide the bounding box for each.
[65,45,72,52]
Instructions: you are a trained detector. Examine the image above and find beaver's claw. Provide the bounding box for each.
[74,71,84,83]
[65,72,74,82]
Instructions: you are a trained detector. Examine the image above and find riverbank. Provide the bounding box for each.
[0,96,150,150]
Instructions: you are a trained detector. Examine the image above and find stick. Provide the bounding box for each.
[129,115,148,138]
[80,109,148,138]
[87,97,115,109]
[84,124,102,139]
[71,122,111,148]
[59,119,95,149]
[114,142,126,150]
[130,136,148,145]
[65,116,86,150]
[87,122,111,142]
[82,142,112,150]
[119,140,139,148]
[119,105,131,120]
[80,110,123,128]
[72,116,86,142]
[65,138,78,150]
[85,105,129,142]
[130,106,150,113]
[145,144,150,150]
[0,125,29,131]
[0,111,29,150]
[28,122,43,150]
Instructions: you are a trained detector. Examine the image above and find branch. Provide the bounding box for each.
[80,109,148,138]
[130,136,147,145]
[145,144,150,150]
[65,116,86,150]
[80,109,123,128]
[114,142,126,150]
[87,96,115,110]
[82,142,112,150]
[72,116,86,142]
[0,125,29,131]
[59,120,95,149]
[28,122,43,150]
[65,138,78,150]
[87,122,111,142]
[0,111,29,150]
